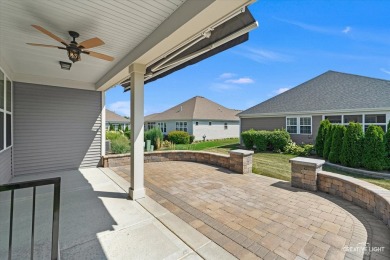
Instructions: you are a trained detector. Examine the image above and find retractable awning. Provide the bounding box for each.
[121,7,257,90]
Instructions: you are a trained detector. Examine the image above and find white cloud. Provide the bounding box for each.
[225,77,254,84]
[108,101,130,117]
[275,87,290,94]
[236,47,292,63]
[273,17,332,34]
[380,68,390,75]
[342,26,351,34]
[218,72,236,79]
[210,83,240,92]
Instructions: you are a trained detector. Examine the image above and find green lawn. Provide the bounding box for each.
[171,139,390,190]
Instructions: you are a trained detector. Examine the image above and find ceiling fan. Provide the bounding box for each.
[26,25,114,63]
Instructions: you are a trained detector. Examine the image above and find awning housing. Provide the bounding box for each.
[121,8,257,90]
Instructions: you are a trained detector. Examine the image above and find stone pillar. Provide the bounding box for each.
[289,157,325,191]
[129,63,146,200]
[229,149,254,174]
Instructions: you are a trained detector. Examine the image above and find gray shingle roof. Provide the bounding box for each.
[145,96,241,122]
[106,110,130,123]
[239,71,390,116]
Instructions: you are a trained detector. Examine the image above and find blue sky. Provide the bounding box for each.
[106,0,390,117]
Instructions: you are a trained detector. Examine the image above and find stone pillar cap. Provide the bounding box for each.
[229,149,254,156]
[289,157,325,167]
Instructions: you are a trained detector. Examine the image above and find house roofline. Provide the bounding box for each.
[239,107,390,118]
[145,118,239,122]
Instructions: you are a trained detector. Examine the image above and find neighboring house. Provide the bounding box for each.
[145,96,241,141]
[239,71,390,144]
[105,109,130,131]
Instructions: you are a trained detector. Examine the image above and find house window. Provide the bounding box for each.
[157,122,166,133]
[364,114,386,132]
[286,117,311,134]
[224,122,228,130]
[344,115,362,124]
[209,121,212,126]
[195,122,198,126]
[300,117,312,134]
[0,69,12,152]
[286,117,298,134]
[176,121,187,132]
[146,122,155,130]
[325,115,342,124]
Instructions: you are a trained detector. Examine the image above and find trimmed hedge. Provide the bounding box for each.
[315,119,330,157]
[362,125,386,171]
[328,125,346,164]
[241,129,256,149]
[323,125,335,160]
[168,130,190,144]
[340,122,364,168]
[145,127,163,149]
[241,129,290,152]
[190,135,195,144]
[109,123,115,131]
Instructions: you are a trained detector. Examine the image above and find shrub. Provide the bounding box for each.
[106,130,123,141]
[189,135,195,144]
[268,129,290,151]
[385,120,390,168]
[111,135,130,154]
[109,123,115,131]
[323,125,335,160]
[328,125,346,164]
[284,141,314,156]
[117,124,122,131]
[340,122,363,168]
[315,119,330,157]
[145,127,164,149]
[362,125,386,171]
[168,130,190,144]
[241,129,256,149]
[253,131,269,151]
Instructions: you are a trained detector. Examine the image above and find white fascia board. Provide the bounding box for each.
[239,107,390,118]
[95,0,255,91]
[13,73,96,91]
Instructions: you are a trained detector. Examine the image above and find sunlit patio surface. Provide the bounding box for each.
[111,161,390,260]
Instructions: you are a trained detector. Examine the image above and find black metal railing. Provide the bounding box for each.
[0,177,61,260]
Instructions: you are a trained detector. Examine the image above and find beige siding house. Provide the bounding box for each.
[145,96,241,141]
[105,109,130,131]
[239,71,390,144]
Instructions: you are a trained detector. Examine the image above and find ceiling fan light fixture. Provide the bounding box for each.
[67,47,81,63]
[59,61,72,70]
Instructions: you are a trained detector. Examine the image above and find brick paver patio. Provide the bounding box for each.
[111,161,390,260]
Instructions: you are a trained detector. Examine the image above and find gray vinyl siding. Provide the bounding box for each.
[0,148,12,184]
[13,82,102,175]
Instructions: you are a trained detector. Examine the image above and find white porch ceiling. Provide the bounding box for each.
[0,0,255,91]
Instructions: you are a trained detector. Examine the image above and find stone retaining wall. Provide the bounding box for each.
[102,149,254,174]
[290,157,390,227]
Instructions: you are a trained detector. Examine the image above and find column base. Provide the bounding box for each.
[129,187,146,200]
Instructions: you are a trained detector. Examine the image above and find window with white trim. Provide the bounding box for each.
[157,122,166,133]
[146,122,155,130]
[176,121,187,132]
[286,117,311,134]
[0,69,12,152]
[364,114,386,132]
[286,117,298,134]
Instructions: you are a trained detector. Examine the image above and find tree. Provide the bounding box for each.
[328,125,346,163]
[340,122,363,167]
[109,123,115,131]
[323,124,334,160]
[117,124,122,131]
[315,119,330,157]
[362,125,386,171]
[385,120,390,169]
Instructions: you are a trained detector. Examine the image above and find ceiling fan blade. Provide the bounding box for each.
[26,43,64,49]
[31,25,68,46]
[84,50,114,61]
[78,37,105,49]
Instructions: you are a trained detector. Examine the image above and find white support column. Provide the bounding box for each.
[129,63,146,200]
[101,91,106,156]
